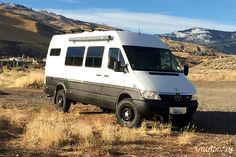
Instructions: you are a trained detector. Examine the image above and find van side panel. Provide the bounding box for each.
[67,81,102,106]
[101,84,124,109]
[45,32,144,108]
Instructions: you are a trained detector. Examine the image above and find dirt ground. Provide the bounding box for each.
[0,81,235,157]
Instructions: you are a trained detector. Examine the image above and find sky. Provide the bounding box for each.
[2,0,236,34]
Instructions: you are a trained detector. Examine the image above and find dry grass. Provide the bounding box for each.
[22,110,97,148]
[19,109,174,149]
[4,12,38,33]
[189,69,236,81]
[118,127,141,142]
[22,109,96,148]
[101,124,117,144]
[0,106,203,156]
[177,132,196,145]
[141,120,172,136]
[100,121,172,144]
[0,106,175,150]
[1,82,235,156]
[23,110,69,148]
[70,122,96,147]
[189,56,236,81]
[0,108,31,124]
[0,68,44,88]
[99,123,141,143]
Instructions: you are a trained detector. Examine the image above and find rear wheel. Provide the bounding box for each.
[55,89,71,112]
[116,98,141,128]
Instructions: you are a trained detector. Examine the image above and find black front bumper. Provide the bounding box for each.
[133,99,198,116]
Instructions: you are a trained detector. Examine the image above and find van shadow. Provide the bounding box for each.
[0,117,23,142]
[79,111,105,115]
[0,91,10,96]
[193,111,236,135]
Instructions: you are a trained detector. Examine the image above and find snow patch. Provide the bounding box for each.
[196,33,211,40]
[174,32,187,38]
[189,28,209,35]
[232,33,236,38]
[167,28,212,42]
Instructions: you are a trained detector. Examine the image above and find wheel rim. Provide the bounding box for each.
[121,106,134,123]
[57,96,63,107]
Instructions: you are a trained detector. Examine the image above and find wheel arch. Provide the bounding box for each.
[54,83,67,104]
[117,93,132,104]
[116,89,142,106]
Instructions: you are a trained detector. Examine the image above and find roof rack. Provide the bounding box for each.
[63,27,123,34]
[69,35,114,42]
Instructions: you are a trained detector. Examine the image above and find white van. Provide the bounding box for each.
[44,31,198,127]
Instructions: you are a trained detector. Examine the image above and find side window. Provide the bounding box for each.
[50,48,61,56]
[108,48,125,70]
[65,47,85,66]
[85,46,104,68]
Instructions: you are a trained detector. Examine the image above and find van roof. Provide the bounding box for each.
[52,31,169,49]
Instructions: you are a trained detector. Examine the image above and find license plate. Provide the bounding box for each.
[169,107,187,115]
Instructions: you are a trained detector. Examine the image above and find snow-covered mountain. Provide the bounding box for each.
[161,28,236,54]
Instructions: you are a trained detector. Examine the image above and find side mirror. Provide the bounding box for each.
[184,65,189,76]
[123,64,129,73]
[113,61,121,72]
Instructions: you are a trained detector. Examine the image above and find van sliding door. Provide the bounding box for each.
[79,46,104,105]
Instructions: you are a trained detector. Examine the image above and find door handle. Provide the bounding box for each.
[96,74,102,76]
[104,75,109,77]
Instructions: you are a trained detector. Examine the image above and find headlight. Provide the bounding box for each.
[140,90,161,100]
[191,93,198,101]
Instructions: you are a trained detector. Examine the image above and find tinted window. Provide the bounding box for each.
[50,48,61,56]
[85,47,104,68]
[65,47,85,66]
[123,46,181,72]
[108,48,125,70]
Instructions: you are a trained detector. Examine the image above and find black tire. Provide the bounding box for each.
[116,98,141,128]
[55,89,71,112]
[171,113,193,128]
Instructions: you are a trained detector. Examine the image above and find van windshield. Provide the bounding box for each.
[123,46,182,72]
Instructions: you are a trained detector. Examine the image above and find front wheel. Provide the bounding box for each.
[55,89,71,112]
[116,98,141,128]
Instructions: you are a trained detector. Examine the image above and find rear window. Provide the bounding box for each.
[85,46,104,68]
[50,48,61,56]
[65,47,85,66]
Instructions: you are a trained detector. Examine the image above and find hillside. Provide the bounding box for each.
[160,38,223,67]
[161,27,236,54]
[0,2,117,57]
[0,2,234,60]
[0,7,53,57]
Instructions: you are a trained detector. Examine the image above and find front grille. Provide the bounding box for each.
[159,95,192,103]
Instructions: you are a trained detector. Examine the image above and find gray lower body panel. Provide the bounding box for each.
[44,76,198,116]
[44,76,131,110]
